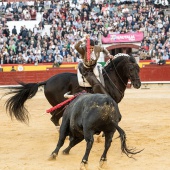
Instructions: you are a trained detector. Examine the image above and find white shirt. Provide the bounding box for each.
[90,51,96,60]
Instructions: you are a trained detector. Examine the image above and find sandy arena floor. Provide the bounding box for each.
[0,88,170,170]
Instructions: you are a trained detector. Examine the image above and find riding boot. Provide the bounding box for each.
[85,73,108,95]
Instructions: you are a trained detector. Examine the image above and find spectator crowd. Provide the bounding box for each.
[0,0,170,66]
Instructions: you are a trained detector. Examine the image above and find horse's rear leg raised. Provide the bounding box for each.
[63,135,84,155]
[99,131,114,169]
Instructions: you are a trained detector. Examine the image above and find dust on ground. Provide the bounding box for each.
[0,88,170,170]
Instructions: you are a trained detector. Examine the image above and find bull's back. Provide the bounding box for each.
[66,94,121,131]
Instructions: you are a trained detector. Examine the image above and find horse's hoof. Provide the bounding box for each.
[62,150,69,155]
[99,160,107,169]
[80,161,88,170]
[48,153,57,161]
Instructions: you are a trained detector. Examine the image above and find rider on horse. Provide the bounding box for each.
[75,34,114,94]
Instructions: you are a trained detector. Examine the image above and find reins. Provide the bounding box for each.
[102,68,124,99]
[111,59,127,87]
[102,56,139,99]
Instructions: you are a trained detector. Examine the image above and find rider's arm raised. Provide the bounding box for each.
[101,47,114,59]
[74,37,86,58]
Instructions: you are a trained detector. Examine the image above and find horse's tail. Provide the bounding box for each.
[4,81,46,124]
[113,122,143,158]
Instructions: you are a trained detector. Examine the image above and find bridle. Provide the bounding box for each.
[111,58,140,84]
[103,57,139,98]
[127,63,140,82]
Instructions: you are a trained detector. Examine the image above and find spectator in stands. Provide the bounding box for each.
[17,53,25,64]
[157,56,166,65]
[12,26,17,35]
[46,53,55,63]
[41,50,48,63]
[5,2,12,12]
[27,57,33,64]
[52,60,60,67]
[24,11,31,20]
[162,51,169,60]
[12,2,18,14]
[0,0,169,67]
[42,10,49,24]
[30,7,37,20]
[11,55,18,64]
[0,2,6,12]
[4,54,12,64]
[18,1,24,9]
[10,66,16,71]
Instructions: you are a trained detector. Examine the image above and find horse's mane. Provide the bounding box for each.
[104,53,136,71]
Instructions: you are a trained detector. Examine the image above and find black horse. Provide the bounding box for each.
[4,53,141,125]
[48,93,142,169]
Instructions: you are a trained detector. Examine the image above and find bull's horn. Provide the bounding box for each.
[64,91,74,98]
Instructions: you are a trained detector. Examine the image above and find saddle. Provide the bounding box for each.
[77,62,104,87]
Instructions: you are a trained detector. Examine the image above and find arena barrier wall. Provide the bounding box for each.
[0,64,170,86]
[0,68,77,85]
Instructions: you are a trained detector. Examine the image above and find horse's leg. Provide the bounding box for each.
[62,135,84,155]
[80,131,94,170]
[48,118,69,160]
[50,108,64,132]
[98,131,114,169]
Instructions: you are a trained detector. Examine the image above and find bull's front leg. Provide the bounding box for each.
[48,136,65,160]
[48,122,68,160]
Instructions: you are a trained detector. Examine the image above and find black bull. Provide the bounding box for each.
[49,93,142,169]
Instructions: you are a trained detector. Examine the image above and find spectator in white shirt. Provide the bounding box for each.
[162,51,169,60]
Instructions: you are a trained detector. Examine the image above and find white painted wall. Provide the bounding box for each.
[6,13,51,36]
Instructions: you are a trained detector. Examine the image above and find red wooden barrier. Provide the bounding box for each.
[0,68,77,85]
[140,65,170,81]
[0,66,170,86]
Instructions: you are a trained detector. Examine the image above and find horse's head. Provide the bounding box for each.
[125,55,141,89]
[105,53,141,89]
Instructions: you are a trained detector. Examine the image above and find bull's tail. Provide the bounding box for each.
[114,122,143,158]
[4,81,46,124]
